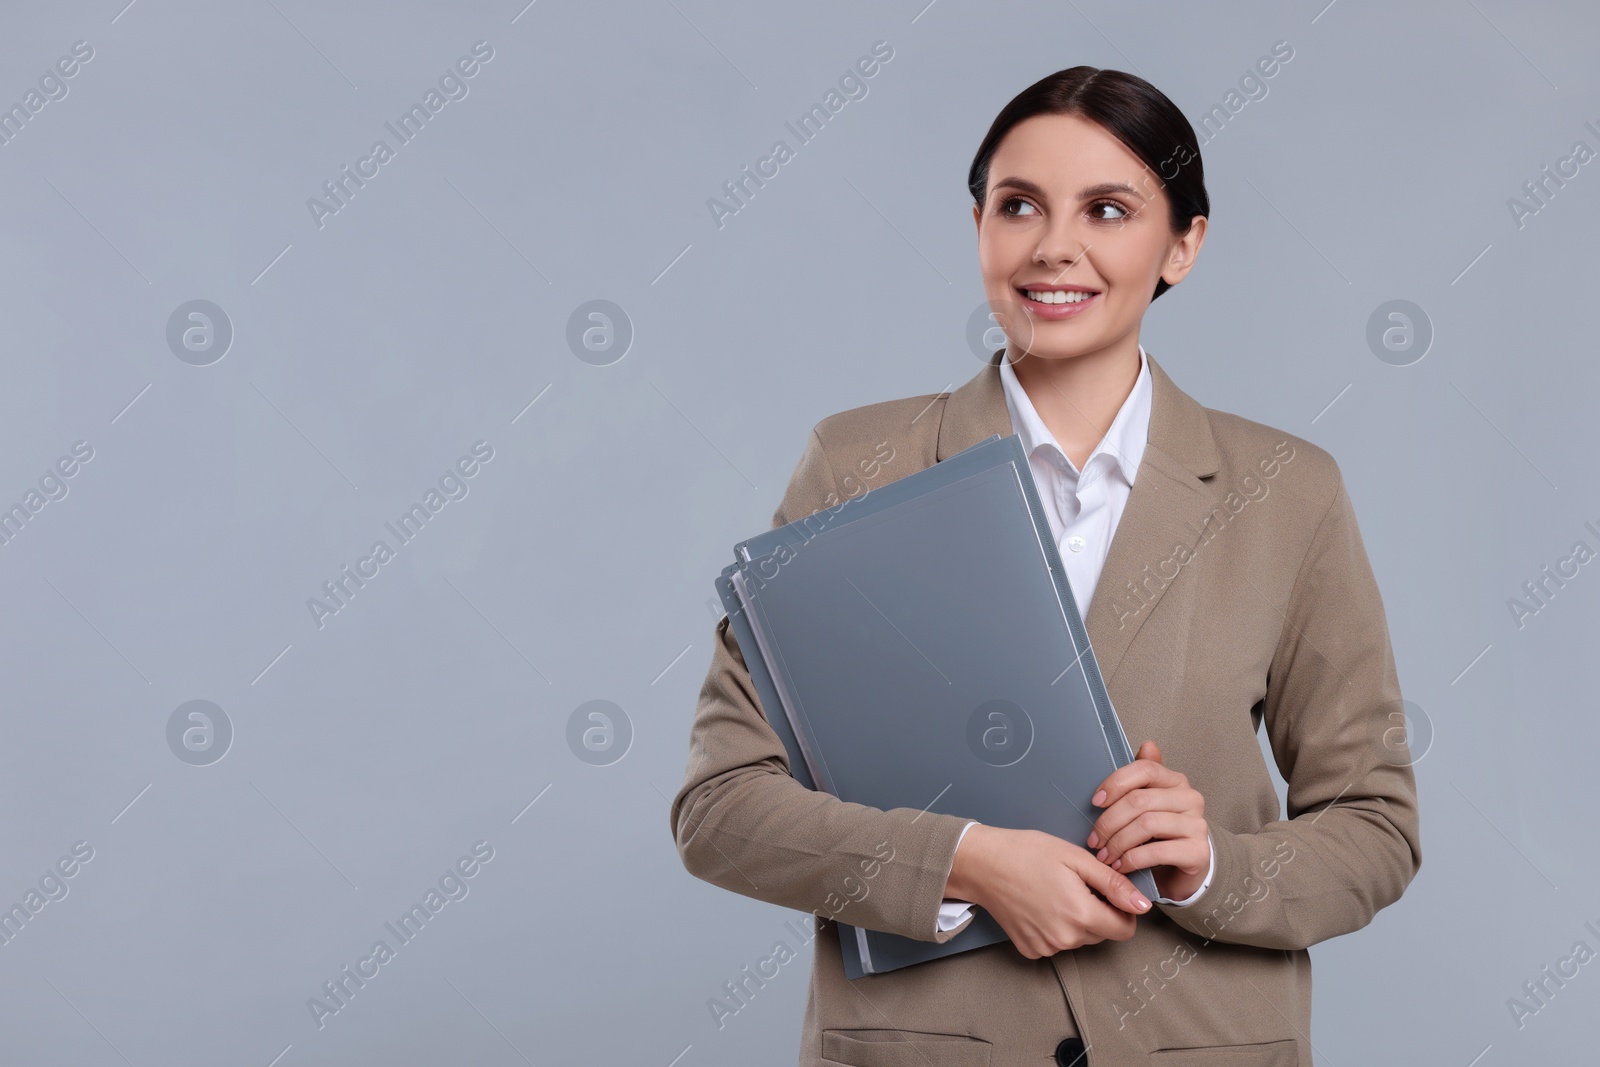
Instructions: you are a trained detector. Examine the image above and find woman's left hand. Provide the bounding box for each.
[1085,740,1210,902]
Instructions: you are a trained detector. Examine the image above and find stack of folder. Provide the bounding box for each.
[713,433,1158,978]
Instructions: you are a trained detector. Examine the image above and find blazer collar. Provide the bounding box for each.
[935,347,1223,685]
[936,347,1220,478]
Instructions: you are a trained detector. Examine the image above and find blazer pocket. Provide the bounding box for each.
[822,1028,992,1067]
[1150,1037,1299,1066]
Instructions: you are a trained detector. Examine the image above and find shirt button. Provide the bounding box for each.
[1066,535,1086,553]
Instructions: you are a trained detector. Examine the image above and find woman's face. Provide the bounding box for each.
[972,112,1204,365]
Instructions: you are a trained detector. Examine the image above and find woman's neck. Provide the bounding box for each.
[1009,339,1142,472]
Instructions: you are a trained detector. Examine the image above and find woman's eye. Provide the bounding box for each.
[1001,197,1038,217]
[1091,200,1130,221]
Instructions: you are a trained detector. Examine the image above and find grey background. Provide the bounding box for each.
[0,0,1594,1064]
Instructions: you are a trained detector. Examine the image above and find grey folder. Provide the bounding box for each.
[713,433,1156,978]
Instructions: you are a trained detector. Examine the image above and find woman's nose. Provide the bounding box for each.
[1033,220,1089,271]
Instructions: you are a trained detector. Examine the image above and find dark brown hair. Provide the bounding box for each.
[968,67,1208,301]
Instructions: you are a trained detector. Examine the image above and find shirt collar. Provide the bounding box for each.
[998,343,1152,485]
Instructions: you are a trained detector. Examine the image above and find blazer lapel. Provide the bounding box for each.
[935,348,1222,684]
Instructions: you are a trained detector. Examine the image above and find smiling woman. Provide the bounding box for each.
[673,65,1421,1067]
[964,75,1209,471]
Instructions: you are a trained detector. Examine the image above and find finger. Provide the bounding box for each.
[1093,759,1180,809]
[1102,812,1207,867]
[1088,786,1192,851]
[1078,894,1140,943]
[1099,740,1163,800]
[1112,837,1206,877]
[1069,848,1151,916]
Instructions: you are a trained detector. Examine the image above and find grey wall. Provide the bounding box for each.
[0,0,1595,1064]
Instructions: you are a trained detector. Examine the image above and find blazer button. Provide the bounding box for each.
[1055,1036,1086,1065]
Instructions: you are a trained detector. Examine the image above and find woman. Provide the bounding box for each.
[672,66,1421,1067]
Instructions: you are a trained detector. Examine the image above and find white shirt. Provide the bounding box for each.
[936,344,1214,932]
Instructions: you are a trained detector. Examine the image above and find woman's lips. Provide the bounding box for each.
[1016,287,1099,319]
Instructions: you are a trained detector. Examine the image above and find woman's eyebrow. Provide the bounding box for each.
[991,177,1143,201]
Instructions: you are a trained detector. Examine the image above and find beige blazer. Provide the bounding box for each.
[671,350,1422,1067]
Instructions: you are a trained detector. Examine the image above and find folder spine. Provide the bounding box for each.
[730,566,833,793]
[1003,440,1139,771]
[715,568,819,792]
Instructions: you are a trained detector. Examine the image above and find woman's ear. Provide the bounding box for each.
[1162,215,1207,287]
[972,202,982,233]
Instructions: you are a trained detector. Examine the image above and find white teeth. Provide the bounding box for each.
[1023,288,1095,304]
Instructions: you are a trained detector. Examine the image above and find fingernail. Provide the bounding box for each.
[1092,790,1107,806]
[1096,847,1108,862]
[1086,832,1099,848]
[1111,858,1122,870]
[1134,896,1150,911]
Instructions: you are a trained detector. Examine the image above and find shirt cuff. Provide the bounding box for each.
[1153,833,1214,907]
[936,821,981,932]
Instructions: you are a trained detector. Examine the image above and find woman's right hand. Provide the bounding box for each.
[942,824,1151,958]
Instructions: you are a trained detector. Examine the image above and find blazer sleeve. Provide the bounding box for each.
[669,426,977,943]
[1156,467,1423,951]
